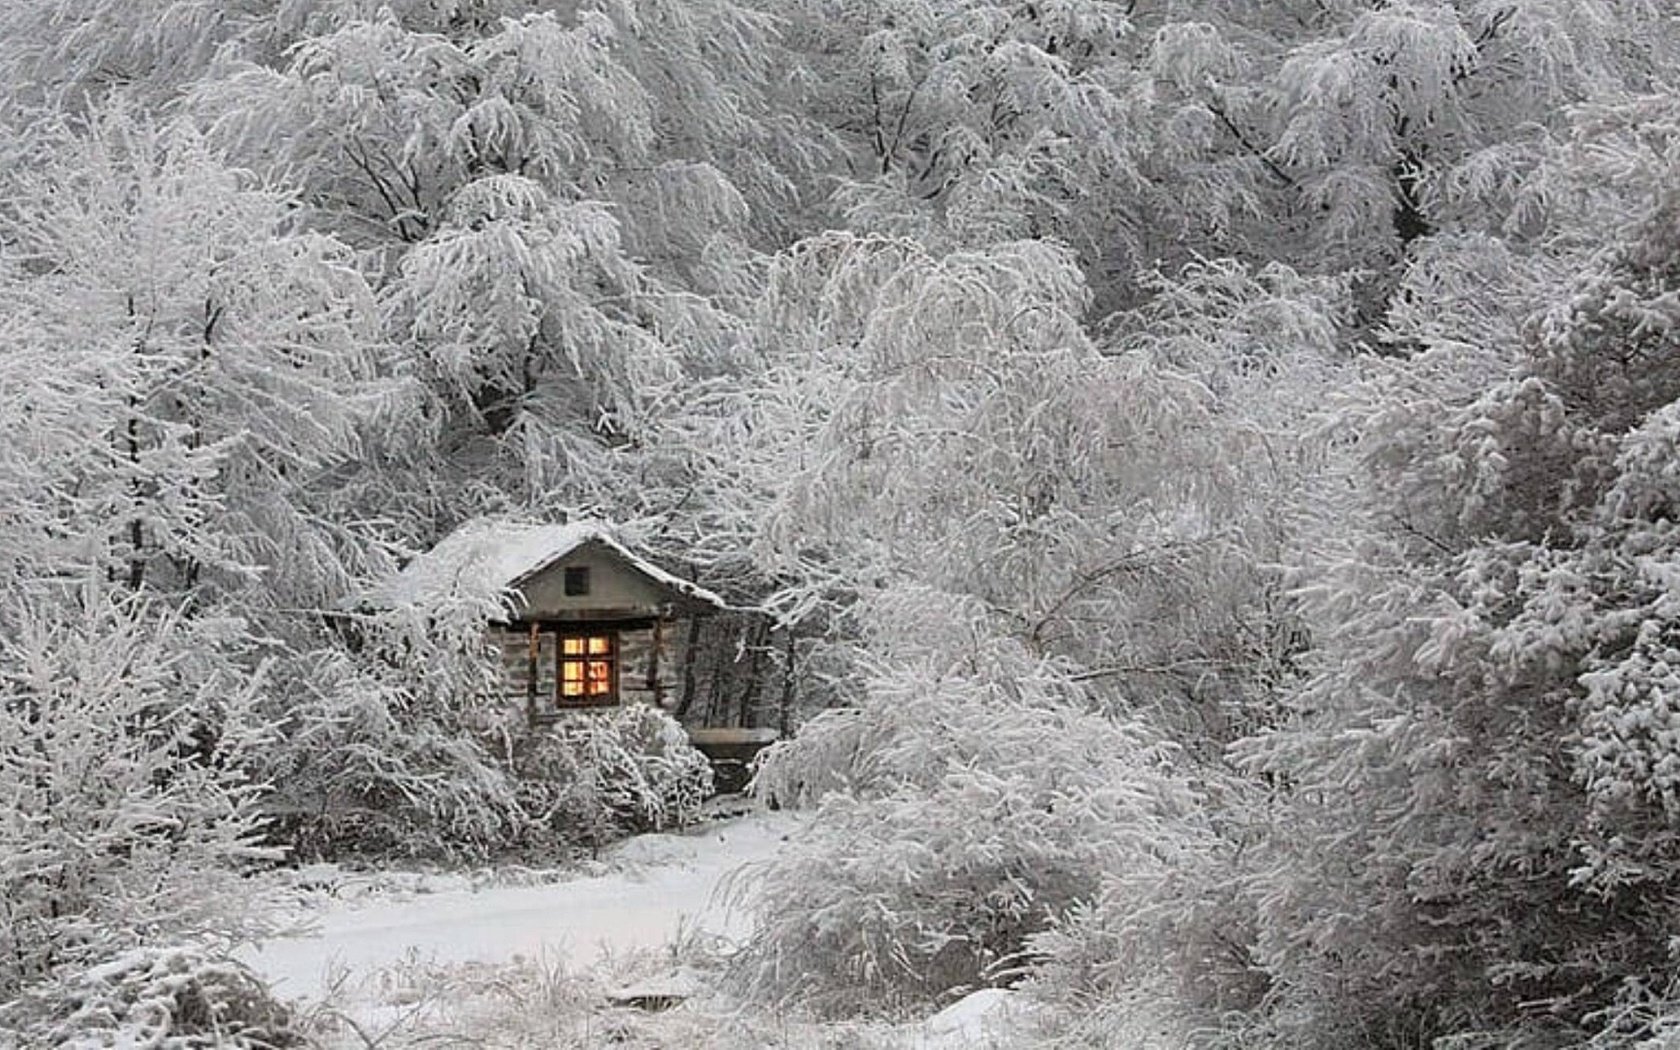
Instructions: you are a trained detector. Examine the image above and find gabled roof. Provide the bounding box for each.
[356,518,726,612]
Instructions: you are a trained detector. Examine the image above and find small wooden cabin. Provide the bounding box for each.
[365,519,727,723]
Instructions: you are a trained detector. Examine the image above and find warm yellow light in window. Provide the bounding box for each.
[558,635,614,700]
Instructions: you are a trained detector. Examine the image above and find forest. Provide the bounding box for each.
[3,0,1680,1046]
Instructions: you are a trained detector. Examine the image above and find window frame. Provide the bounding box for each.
[555,629,618,708]
[562,566,591,596]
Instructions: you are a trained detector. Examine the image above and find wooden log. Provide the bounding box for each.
[526,621,540,723]
[605,971,701,1012]
[648,615,665,706]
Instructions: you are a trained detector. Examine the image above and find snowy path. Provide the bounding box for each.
[240,813,795,1003]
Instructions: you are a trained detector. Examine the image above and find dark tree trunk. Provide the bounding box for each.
[1392,152,1432,250]
[675,614,703,720]
[737,617,770,728]
[125,412,145,591]
[776,626,797,738]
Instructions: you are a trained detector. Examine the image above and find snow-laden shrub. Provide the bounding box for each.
[0,945,299,1049]
[735,591,1207,1016]
[517,704,713,849]
[1214,170,1680,1050]
[258,649,524,859]
[0,591,278,998]
[1024,789,1270,1043]
[258,594,528,860]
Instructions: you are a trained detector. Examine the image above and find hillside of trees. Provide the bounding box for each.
[4,1,1680,1046]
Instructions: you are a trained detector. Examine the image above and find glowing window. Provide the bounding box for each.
[558,633,616,704]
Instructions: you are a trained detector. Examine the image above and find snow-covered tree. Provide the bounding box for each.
[774,0,1251,312]
[1228,97,1680,1049]
[0,105,386,608]
[780,0,1679,320]
[737,588,1209,1015]
[0,590,276,998]
[183,1,816,541]
[665,230,1339,743]
[13,3,1680,1043]
[700,222,1344,1015]
[0,106,509,861]
[0,0,281,112]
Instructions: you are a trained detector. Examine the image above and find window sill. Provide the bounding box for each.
[533,699,621,720]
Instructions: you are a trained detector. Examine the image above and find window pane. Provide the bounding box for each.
[556,632,617,705]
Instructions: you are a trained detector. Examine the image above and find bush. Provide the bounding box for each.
[0,945,300,1049]
[257,648,527,860]
[1024,797,1271,1043]
[256,596,529,861]
[0,592,277,998]
[734,594,1207,1016]
[516,704,714,849]
[1211,182,1680,1050]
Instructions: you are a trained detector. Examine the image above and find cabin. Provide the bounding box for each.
[360,519,728,723]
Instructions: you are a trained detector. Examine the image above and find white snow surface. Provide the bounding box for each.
[354,517,728,611]
[240,812,794,1003]
[917,988,1040,1048]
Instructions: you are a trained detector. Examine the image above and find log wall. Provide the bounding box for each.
[491,620,680,719]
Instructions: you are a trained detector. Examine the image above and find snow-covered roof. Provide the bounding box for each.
[356,518,726,612]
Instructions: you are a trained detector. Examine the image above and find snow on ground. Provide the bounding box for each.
[239,812,1059,1048]
[917,988,1042,1048]
[240,811,797,1005]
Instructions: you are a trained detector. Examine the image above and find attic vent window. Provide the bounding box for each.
[563,566,590,596]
